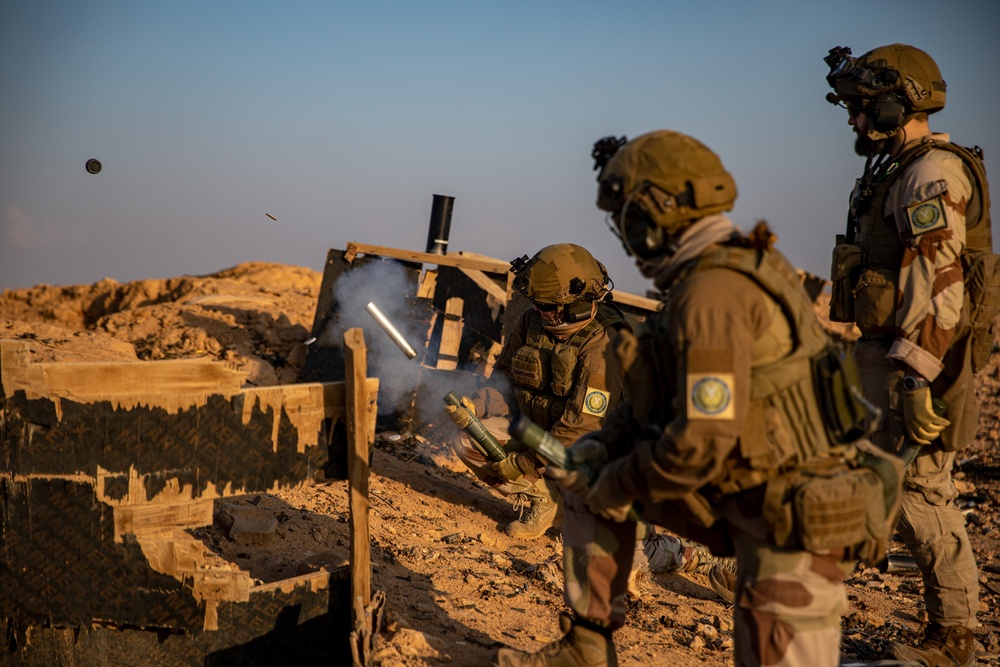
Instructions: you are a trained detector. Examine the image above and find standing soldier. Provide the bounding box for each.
[824,43,989,666]
[495,130,901,667]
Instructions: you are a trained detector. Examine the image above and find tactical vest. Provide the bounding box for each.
[670,246,837,494]
[847,139,993,334]
[509,303,626,430]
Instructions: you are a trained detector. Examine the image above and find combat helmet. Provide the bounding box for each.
[511,244,610,323]
[594,130,737,259]
[825,43,946,133]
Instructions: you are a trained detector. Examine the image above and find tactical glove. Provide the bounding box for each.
[902,385,950,445]
[491,453,526,482]
[583,458,634,523]
[546,437,607,496]
[444,395,477,430]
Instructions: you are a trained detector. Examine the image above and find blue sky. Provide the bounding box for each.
[2,1,999,297]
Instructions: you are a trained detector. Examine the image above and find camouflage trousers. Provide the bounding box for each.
[855,340,980,628]
[562,492,852,667]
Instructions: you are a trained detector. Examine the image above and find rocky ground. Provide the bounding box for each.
[2,262,998,666]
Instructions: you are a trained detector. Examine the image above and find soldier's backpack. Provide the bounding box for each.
[934,143,998,372]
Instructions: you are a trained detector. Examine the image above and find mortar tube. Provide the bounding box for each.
[365,302,418,359]
[425,194,454,255]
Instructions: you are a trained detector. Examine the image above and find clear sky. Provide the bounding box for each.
[3,1,999,297]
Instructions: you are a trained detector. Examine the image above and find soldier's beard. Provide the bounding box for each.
[854,133,888,157]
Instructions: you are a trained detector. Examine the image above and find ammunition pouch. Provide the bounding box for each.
[854,266,898,331]
[514,388,563,432]
[550,343,579,397]
[511,345,550,391]
[830,243,864,323]
[761,439,902,565]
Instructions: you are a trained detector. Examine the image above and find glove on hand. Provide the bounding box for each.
[545,437,607,496]
[444,395,477,429]
[491,453,525,482]
[583,458,634,523]
[902,385,950,445]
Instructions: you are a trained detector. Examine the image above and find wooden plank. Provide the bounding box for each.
[436,297,464,371]
[417,270,438,299]
[12,357,246,401]
[114,499,215,542]
[344,328,371,622]
[458,267,507,304]
[344,242,510,275]
[611,290,663,312]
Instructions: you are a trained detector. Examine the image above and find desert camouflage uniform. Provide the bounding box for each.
[848,133,980,628]
[559,218,854,667]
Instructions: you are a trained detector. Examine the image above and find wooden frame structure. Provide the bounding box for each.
[0,337,378,665]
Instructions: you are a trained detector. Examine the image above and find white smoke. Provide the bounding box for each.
[325,259,426,414]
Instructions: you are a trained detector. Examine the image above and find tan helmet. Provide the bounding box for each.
[595,130,736,256]
[825,44,946,121]
[511,244,610,306]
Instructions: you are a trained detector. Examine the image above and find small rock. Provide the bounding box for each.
[713,615,733,632]
[689,635,706,650]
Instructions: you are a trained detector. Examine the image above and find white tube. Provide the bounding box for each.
[365,301,418,359]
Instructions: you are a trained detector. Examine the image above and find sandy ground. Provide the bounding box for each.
[2,262,998,666]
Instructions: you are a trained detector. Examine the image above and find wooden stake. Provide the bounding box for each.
[344,328,371,619]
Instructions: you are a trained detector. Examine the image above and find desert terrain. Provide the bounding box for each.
[1,261,998,666]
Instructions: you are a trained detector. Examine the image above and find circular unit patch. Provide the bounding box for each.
[911,202,941,230]
[585,390,608,414]
[691,377,731,416]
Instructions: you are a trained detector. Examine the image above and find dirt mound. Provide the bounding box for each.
[0,262,320,384]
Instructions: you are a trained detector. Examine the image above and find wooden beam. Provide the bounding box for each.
[436,298,464,371]
[611,290,663,312]
[344,328,371,622]
[458,267,507,304]
[344,242,510,275]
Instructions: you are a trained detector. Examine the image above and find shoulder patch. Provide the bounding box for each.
[906,195,948,236]
[582,387,610,416]
[687,373,735,420]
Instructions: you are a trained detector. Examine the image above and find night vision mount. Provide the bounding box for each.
[592,135,627,172]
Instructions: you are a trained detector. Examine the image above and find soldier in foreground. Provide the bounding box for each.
[495,131,901,667]
[446,244,733,581]
[824,43,989,666]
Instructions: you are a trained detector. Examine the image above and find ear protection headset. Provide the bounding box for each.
[869,91,908,134]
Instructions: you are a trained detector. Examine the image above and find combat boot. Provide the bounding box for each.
[505,479,564,540]
[888,623,976,667]
[495,612,617,667]
[706,560,737,605]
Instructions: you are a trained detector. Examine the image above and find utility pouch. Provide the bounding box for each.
[761,441,901,565]
[510,346,550,391]
[830,243,864,323]
[963,251,1000,372]
[550,343,580,397]
[812,343,878,444]
[854,266,898,330]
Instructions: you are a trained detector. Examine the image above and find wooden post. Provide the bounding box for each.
[344,328,371,618]
[436,297,464,370]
